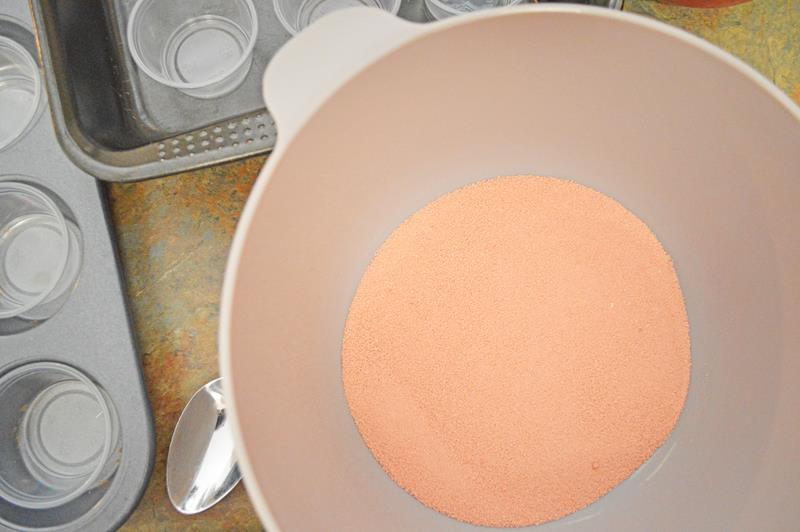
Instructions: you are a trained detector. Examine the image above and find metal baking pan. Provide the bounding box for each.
[0,1,154,530]
[28,0,427,182]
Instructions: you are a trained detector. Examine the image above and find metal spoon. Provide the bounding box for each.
[166,378,240,514]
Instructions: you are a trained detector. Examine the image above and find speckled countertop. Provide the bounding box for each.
[111,1,799,529]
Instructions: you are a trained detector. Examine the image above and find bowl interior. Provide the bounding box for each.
[225,10,800,531]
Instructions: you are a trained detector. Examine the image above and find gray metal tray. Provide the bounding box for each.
[0,2,154,530]
[29,0,439,183]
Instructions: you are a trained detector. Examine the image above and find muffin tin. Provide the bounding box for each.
[0,2,154,530]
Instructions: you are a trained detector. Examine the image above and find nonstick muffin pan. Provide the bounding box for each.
[0,2,154,530]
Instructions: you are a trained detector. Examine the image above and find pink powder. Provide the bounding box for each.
[342,176,690,527]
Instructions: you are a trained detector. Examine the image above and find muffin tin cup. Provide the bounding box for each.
[0,363,120,510]
[0,180,81,322]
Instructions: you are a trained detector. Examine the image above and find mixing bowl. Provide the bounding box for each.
[221,6,800,531]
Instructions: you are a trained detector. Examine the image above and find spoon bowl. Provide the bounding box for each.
[166,378,240,515]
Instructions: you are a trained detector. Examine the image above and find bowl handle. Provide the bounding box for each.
[263,8,426,144]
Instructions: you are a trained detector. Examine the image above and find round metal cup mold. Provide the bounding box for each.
[0,362,122,517]
[0,17,44,152]
[273,0,402,35]
[127,0,259,99]
[0,180,83,335]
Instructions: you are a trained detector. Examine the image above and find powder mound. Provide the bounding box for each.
[342,175,690,527]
